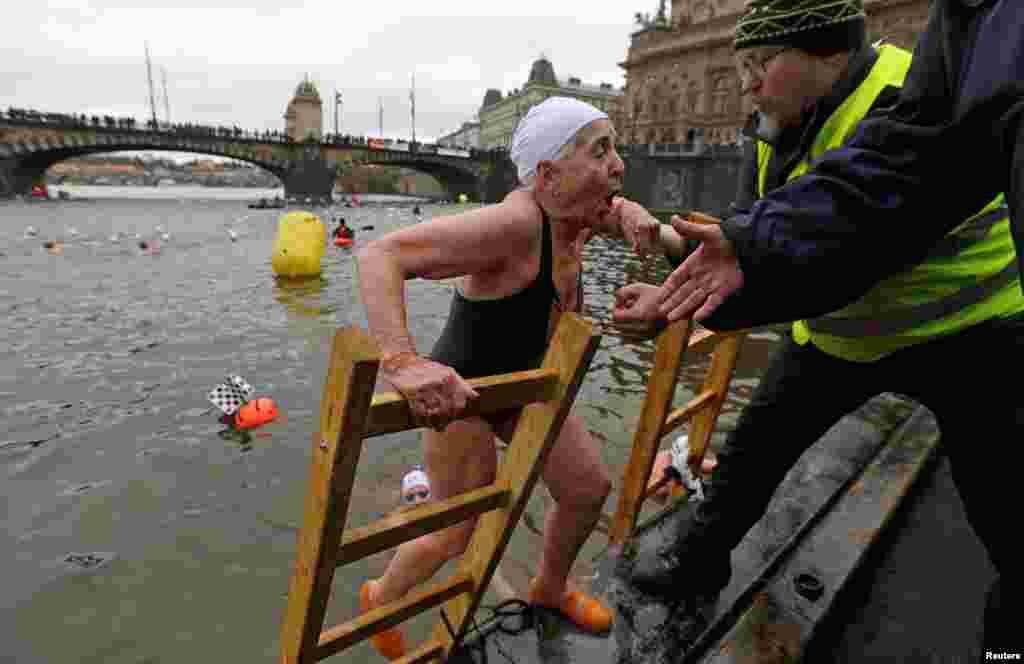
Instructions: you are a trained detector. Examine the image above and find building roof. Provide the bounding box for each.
[555,78,623,98]
[527,57,558,86]
[482,89,503,108]
[294,77,321,100]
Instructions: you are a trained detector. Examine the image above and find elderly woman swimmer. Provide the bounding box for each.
[354,97,666,658]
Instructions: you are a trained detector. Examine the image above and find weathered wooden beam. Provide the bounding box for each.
[364,369,558,438]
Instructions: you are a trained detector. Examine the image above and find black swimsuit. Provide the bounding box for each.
[429,206,581,379]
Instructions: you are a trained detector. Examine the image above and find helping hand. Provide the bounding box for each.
[657,216,744,322]
[381,352,480,431]
[612,283,664,337]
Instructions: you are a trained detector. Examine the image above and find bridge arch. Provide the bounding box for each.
[0,125,308,197]
[0,134,291,196]
[354,153,484,201]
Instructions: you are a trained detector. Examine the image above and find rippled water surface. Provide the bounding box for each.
[0,186,779,662]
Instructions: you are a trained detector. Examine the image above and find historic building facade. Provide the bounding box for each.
[478,57,624,149]
[613,0,930,146]
[284,76,323,142]
[438,121,481,149]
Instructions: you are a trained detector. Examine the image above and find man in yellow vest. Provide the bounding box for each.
[615,0,1024,651]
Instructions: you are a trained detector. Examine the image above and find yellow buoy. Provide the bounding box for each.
[271,211,326,278]
[458,193,468,204]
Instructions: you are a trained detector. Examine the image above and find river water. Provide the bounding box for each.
[0,186,780,663]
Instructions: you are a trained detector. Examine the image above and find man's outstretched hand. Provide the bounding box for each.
[657,215,744,322]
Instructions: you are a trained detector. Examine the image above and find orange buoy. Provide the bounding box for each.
[334,236,353,247]
[234,398,279,429]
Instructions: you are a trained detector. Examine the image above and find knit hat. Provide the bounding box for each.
[734,0,866,53]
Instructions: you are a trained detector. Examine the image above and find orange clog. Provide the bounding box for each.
[359,580,406,660]
[529,579,612,635]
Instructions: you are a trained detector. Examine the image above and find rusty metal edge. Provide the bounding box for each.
[692,405,941,664]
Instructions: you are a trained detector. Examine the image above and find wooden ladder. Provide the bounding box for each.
[279,313,601,663]
[607,212,747,545]
[608,320,746,544]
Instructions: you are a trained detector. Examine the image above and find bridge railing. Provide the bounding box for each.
[1,106,514,161]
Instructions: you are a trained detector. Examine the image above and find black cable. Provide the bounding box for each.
[453,598,536,664]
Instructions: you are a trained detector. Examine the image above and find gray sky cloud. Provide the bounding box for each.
[4,1,649,142]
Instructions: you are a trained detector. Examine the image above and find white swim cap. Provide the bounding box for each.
[510,96,608,182]
[401,468,430,494]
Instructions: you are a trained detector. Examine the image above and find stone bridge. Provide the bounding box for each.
[0,116,518,202]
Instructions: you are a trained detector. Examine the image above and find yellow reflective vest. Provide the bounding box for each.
[756,44,1023,362]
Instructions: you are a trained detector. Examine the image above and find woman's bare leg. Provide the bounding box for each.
[525,413,612,603]
[370,416,497,605]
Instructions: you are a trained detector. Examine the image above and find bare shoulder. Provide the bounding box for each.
[431,189,541,250]
[479,189,541,239]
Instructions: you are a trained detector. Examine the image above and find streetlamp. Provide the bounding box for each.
[334,91,342,138]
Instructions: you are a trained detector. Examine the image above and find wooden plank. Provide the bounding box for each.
[364,369,559,438]
[688,211,722,225]
[390,639,446,664]
[337,484,511,565]
[681,333,744,495]
[660,389,717,438]
[431,312,602,652]
[687,328,748,355]
[314,574,473,661]
[280,326,382,664]
[695,406,940,664]
[609,318,695,544]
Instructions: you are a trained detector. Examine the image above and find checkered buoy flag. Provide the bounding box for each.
[207,375,255,415]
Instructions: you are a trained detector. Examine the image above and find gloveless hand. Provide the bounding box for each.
[610,197,661,255]
[382,353,480,431]
[657,216,744,322]
[612,282,663,337]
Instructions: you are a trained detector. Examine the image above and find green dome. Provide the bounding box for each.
[294,78,320,100]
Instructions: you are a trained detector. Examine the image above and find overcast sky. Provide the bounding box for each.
[3,0,652,143]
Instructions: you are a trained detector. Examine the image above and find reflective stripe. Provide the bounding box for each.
[925,205,1009,260]
[806,261,1020,337]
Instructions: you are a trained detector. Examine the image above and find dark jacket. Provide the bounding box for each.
[703,0,1024,331]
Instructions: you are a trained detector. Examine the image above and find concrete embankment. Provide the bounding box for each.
[451,393,988,663]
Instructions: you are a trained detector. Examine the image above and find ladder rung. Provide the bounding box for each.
[686,327,716,352]
[338,484,511,566]
[364,369,559,438]
[391,638,446,664]
[660,389,717,438]
[315,574,474,661]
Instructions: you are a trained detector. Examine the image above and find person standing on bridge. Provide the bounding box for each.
[611,0,1024,652]
[353,96,661,659]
